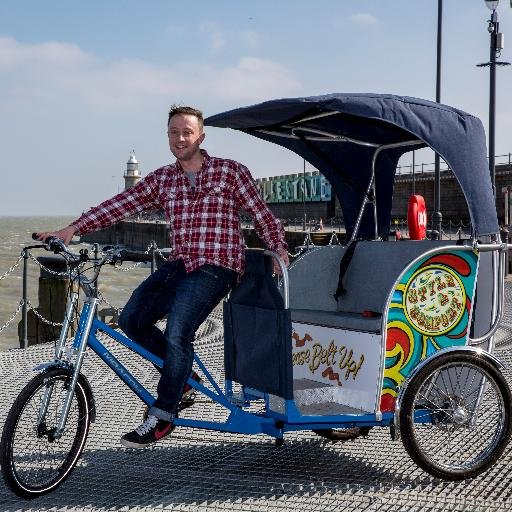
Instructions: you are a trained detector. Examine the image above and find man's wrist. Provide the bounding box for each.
[69,222,81,235]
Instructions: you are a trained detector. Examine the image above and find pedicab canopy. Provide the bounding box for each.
[205,93,498,238]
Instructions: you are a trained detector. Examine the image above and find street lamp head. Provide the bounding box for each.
[485,0,499,10]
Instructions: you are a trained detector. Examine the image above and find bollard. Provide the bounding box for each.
[18,256,72,347]
[21,250,28,349]
[151,241,156,274]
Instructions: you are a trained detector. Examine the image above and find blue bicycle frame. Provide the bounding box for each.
[56,290,391,446]
[64,296,285,439]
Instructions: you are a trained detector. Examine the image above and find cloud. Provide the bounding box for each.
[198,23,262,52]
[239,30,262,48]
[211,57,301,101]
[0,36,301,110]
[198,22,227,51]
[0,36,92,68]
[167,22,262,53]
[349,13,379,26]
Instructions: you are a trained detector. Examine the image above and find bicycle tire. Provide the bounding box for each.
[0,367,92,499]
[399,352,512,480]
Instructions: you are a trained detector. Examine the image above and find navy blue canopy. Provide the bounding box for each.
[205,93,498,238]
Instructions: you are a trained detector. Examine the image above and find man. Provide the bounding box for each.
[36,105,289,448]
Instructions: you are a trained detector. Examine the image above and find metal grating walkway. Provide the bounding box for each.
[2,287,512,511]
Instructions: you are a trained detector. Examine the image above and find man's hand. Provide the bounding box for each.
[273,247,290,275]
[35,225,77,246]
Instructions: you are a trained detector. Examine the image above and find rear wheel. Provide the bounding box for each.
[399,352,512,480]
[0,368,92,499]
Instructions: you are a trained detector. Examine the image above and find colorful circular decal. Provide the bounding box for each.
[403,265,466,336]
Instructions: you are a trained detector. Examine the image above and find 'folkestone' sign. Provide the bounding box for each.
[258,175,332,203]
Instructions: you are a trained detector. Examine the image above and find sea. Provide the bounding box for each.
[0,216,149,352]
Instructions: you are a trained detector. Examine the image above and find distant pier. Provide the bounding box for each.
[80,222,332,252]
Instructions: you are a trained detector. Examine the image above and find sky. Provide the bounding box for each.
[0,0,511,216]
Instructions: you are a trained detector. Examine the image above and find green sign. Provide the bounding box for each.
[258,175,332,203]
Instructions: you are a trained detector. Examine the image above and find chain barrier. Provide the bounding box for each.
[286,231,341,257]
[0,254,23,281]
[153,244,169,260]
[0,300,24,334]
[287,248,304,258]
[113,241,156,272]
[25,300,64,327]
[113,261,143,272]
[303,233,315,247]
[328,232,340,245]
[287,233,317,258]
[27,252,70,277]
[97,290,122,314]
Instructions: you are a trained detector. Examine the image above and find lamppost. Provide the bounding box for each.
[302,159,307,231]
[433,0,443,238]
[477,0,510,200]
[412,150,416,196]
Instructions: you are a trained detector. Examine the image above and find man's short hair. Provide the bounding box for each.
[167,105,204,130]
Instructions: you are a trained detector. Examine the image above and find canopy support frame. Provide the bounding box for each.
[351,139,425,242]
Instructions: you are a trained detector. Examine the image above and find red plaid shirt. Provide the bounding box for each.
[72,150,287,274]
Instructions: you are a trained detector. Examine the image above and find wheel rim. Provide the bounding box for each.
[409,362,507,474]
[9,375,86,492]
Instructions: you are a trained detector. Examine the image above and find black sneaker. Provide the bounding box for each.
[121,415,175,449]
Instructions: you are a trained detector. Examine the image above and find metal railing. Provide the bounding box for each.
[396,152,512,176]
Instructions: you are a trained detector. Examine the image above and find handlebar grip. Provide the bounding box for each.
[32,232,62,247]
[118,249,152,263]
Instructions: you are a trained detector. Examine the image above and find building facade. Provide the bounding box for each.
[256,163,512,227]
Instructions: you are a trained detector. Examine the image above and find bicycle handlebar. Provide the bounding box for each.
[28,235,155,298]
[32,233,68,254]
[116,249,152,263]
[31,233,151,264]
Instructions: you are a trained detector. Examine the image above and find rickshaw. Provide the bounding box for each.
[1,93,511,499]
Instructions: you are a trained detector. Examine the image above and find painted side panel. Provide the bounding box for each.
[380,250,479,412]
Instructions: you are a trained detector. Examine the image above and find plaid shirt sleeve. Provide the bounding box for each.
[71,170,162,235]
[233,164,287,252]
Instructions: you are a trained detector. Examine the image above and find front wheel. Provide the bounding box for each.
[399,352,512,480]
[0,367,92,499]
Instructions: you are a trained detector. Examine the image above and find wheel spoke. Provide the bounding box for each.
[400,356,511,479]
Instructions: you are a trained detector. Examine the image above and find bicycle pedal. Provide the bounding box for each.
[177,395,196,412]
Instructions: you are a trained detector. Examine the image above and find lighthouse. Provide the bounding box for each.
[124,150,141,190]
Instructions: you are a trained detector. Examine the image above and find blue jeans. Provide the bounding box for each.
[118,259,237,422]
